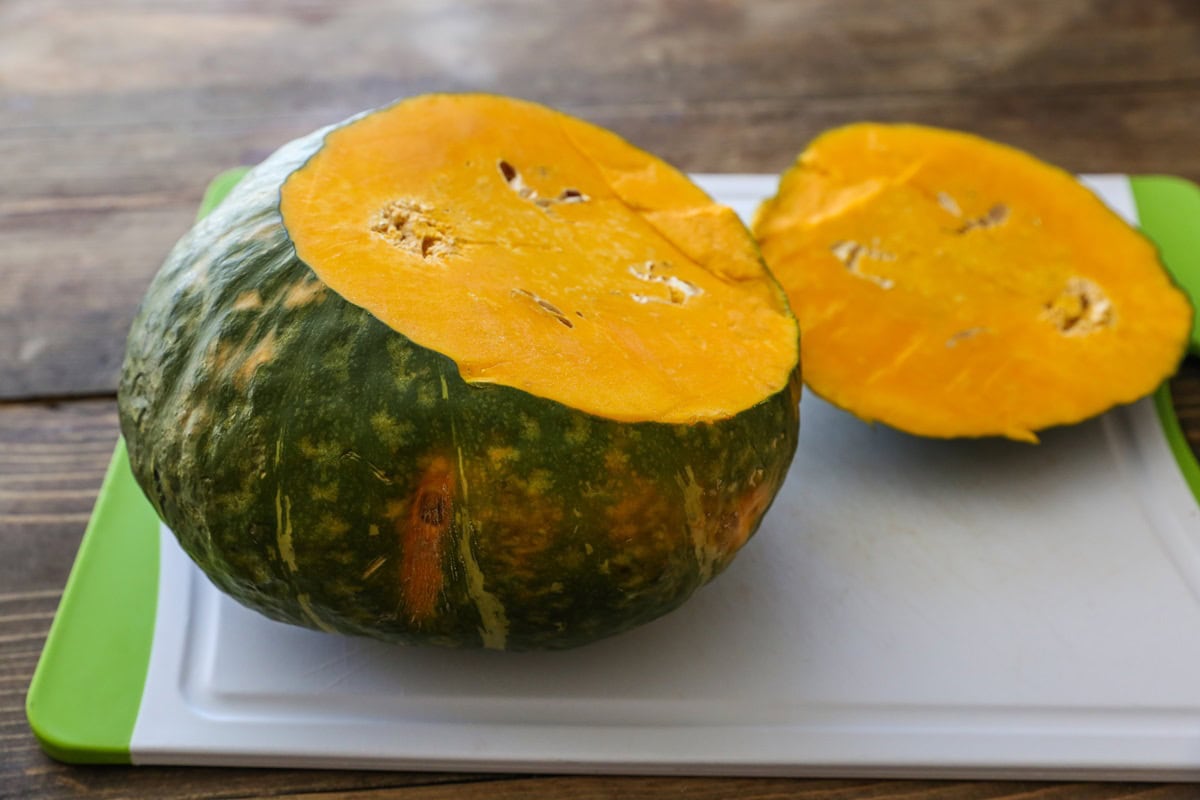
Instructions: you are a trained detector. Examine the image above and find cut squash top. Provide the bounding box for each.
[280,94,798,424]
[753,122,1192,442]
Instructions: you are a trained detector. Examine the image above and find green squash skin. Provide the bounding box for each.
[118,112,802,651]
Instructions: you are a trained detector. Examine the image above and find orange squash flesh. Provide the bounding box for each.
[281,95,797,424]
[753,123,1192,442]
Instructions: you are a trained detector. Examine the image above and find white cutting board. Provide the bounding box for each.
[128,175,1200,778]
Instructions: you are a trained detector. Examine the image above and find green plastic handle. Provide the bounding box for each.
[1130,175,1200,355]
[24,441,161,763]
[1133,175,1200,505]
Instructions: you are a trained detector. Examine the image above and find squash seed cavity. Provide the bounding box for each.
[1041,276,1114,335]
[371,200,455,260]
[498,159,590,209]
[628,260,703,306]
[830,240,896,289]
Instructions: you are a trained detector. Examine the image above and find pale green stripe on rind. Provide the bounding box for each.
[275,487,298,572]
[1134,175,1200,504]
[453,433,509,649]
[459,517,511,650]
[676,465,715,583]
[25,440,161,764]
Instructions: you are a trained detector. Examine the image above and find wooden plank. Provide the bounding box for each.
[4,0,1200,133]
[8,760,499,800]
[0,401,116,596]
[5,0,1200,401]
[5,87,1200,400]
[259,776,1200,800]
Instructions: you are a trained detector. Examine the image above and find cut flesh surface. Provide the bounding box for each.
[753,123,1191,441]
[281,95,798,424]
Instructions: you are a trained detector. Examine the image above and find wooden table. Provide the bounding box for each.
[5,1,1200,797]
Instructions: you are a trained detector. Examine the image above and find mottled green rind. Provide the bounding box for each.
[118,104,801,651]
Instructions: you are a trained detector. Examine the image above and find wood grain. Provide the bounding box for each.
[4,0,1200,399]
[5,0,1200,797]
[219,776,1200,800]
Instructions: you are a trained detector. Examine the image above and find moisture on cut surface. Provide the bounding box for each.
[281,95,797,424]
[753,122,1191,442]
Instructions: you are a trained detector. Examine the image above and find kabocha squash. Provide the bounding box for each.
[118,94,801,651]
[753,123,1191,442]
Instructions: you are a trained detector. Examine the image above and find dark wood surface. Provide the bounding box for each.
[5,1,1200,797]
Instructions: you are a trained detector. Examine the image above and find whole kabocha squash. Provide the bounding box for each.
[118,94,801,651]
[753,123,1191,442]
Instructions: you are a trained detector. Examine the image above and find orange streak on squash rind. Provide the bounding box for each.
[398,456,453,625]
